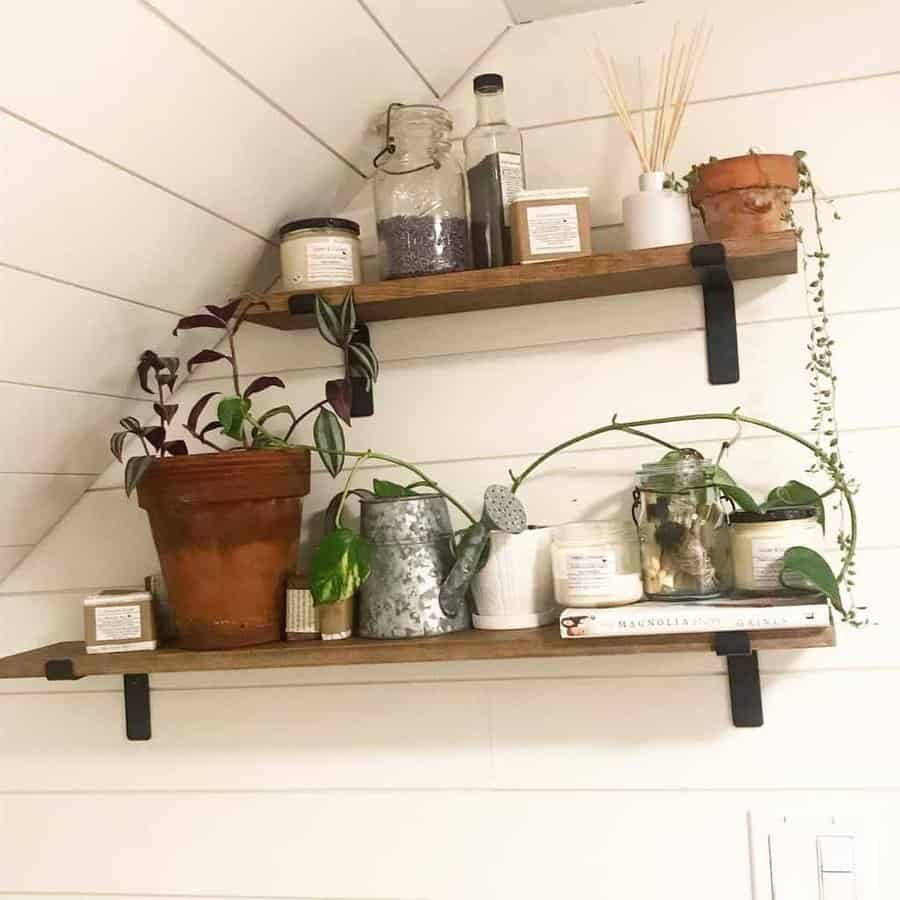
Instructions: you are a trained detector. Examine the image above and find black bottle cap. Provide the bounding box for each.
[474,73,504,94]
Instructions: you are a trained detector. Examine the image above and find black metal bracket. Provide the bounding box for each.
[46,660,151,740]
[123,673,152,741]
[715,631,763,727]
[288,294,374,418]
[690,243,740,385]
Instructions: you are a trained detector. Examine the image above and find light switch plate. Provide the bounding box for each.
[750,813,878,900]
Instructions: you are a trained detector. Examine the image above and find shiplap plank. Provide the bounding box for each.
[0,791,895,900]
[0,267,209,398]
[0,475,94,547]
[0,0,361,238]
[365,0,511,95]
[444,0,900,135]
[0,547,29,584]
[0,114,278,314]
[0,384,148,476]
[145,308,900,475]
[521,74,900,228]
[150,0,432,174]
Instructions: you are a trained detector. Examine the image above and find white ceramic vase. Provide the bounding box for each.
[471,528,555,629]
[623,171,694,251]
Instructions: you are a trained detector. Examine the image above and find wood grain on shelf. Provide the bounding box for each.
[246,232,798,330]
[0,623,834,679]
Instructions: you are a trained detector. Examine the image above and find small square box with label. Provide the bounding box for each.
[84,590,157,654]
[510,188,592,264]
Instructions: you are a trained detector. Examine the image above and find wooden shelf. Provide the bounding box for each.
[0,623,834,680]
[246,232,798,330]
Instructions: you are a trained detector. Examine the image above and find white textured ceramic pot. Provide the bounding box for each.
[471,528,555,628]
[623,171,694,250]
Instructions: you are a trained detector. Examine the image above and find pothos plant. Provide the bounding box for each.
[295,410,861,623]
[110,289,379,495]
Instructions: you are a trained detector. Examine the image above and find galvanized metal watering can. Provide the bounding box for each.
[330,485,527,640]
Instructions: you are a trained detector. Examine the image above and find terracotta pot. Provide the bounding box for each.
[137,450,310,650]
[689,153,799,239]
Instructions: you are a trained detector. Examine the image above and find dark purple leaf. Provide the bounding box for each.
[199,420,223,438]
[187,348,232,372]
[137,350,161,395]
[243,375,285,399]
[119,416,143,434]
[231,298,270,335]
[154,402,178,424]
[110,431,128,463]
[205,298,243,322]
[172,314,227,336]
[125,455,154,497]
[326,378,352,427]
[163,440,188,456]
[187,391,220,433]
[144,426,165,451]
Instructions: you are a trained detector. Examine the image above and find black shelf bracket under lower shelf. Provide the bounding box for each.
[46,660,151,741]
[691,242,740,385]
[714,631,763,727]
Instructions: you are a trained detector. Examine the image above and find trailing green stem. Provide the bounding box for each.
[510,411,857,585]
[336,452,370,527]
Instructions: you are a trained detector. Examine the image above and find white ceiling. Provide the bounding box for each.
[506,0,639,23]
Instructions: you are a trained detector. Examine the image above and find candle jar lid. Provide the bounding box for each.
[279,218,360,240]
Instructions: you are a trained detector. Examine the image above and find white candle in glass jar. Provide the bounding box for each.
[279,217,362,290]
[729,508,823,594]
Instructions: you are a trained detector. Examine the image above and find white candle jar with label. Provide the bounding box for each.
[551,521,643,608]
[279,217,362,290]
[729,507,823,594]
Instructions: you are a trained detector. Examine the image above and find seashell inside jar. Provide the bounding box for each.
[633,450,734,599]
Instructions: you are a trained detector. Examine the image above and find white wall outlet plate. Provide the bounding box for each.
[750,812,878,900]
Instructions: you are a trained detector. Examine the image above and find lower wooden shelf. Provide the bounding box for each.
[0,623,835,680]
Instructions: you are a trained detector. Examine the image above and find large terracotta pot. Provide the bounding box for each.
[690,153,799,239]
[137,450,310,650]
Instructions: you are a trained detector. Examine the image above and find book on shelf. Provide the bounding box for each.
[559,596,831,639]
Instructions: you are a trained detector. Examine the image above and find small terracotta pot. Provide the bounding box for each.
[137,450,310,650]
[690,153,799,239]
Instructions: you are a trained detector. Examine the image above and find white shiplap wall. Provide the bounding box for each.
[2,1,899,898]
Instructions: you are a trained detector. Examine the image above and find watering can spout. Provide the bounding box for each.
[438,485,527,617]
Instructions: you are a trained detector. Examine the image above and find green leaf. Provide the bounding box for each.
[110,431,129,463]
[781,546,843,612]
[313,407,345,477]
[764,480,825,528]
[217,395,251,441]
[710,466,761,513]
[373,479,416,498]
[310,528,371,606]
[338,288,357,342]
[124,455,154,497]
[256,405,294,427]
[314,295,342,348]
[348,341,379,385]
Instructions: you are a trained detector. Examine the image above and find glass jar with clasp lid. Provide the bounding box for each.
[633,449,734,599]
[372,103,471,280]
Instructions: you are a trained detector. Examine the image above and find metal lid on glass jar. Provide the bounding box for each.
[279,218,360,240]
[730,506,818,524]
[636,449,712,490]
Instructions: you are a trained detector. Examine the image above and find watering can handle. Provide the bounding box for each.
[322,489,376,534]
[439,522,488,618]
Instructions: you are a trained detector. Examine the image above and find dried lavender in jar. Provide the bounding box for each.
[377,215,470,280]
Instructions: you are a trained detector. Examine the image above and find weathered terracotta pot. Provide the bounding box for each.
[690,153,799,239]
[137,450,310,650]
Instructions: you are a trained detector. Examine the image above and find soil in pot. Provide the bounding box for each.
[690,153,799,239]
[137,449,310,650]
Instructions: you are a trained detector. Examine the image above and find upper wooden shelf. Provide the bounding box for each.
[246,232,798,331]
[0,623,833,680]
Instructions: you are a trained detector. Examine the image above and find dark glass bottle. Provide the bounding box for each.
[464,74,525,268]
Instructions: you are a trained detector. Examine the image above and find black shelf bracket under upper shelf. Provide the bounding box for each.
[46,659,151,741]
[288,293,374,418]
[691,242,740,385]
[714,631,763,727]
